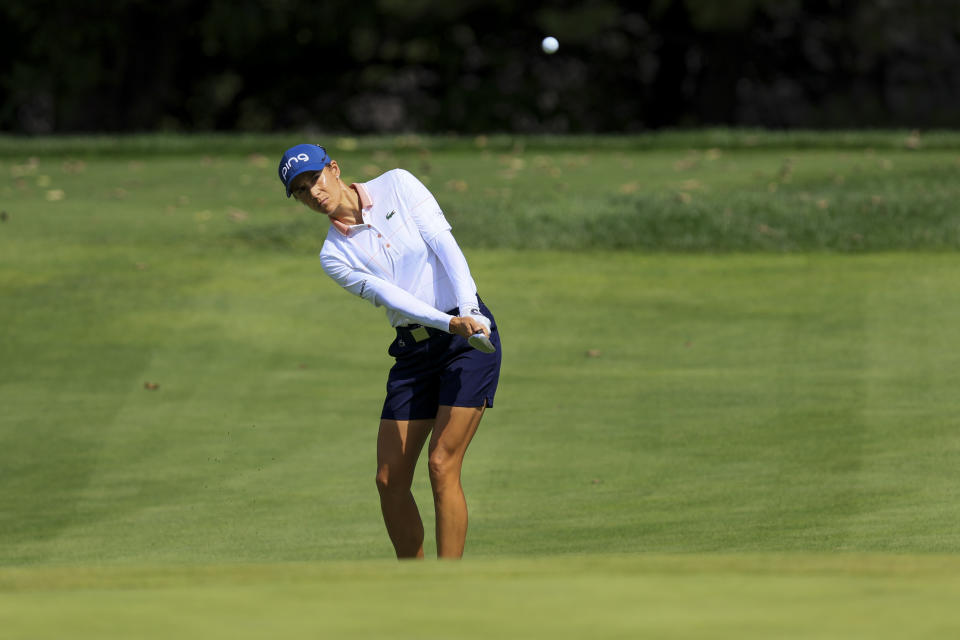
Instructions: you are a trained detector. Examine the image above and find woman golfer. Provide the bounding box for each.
[278,144,501,559]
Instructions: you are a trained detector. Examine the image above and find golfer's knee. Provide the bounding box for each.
[376,464,412,496]
[427,450,460,485]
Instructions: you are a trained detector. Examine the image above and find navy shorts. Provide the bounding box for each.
[381,298,502,421]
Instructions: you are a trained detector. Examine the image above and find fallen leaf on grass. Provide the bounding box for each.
[10,158,39,178]
[227,208,249,222]
[247,153,268,168]
[62,160,87,174]
[505,157,526,171]
[779,158,794,181]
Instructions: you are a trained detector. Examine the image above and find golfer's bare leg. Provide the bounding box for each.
[428,405,485,559]
[376,418,432,559]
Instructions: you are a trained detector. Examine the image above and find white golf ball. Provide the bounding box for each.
[541,36,559,54]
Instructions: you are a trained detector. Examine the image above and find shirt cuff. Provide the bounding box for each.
[458,302,481,317]
[428,313,456,333]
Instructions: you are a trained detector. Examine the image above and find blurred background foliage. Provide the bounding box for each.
[1,0,958,134]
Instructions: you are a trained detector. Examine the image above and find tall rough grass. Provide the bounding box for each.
[2,128,960,157]
[455,189,960,252]
[6,131,956,252]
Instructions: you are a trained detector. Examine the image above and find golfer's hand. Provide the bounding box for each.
[449,315,490,339]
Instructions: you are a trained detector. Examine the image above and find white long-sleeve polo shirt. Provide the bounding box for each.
[319,168,480,332]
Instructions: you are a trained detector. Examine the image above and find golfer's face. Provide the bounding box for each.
[291,164,338,215]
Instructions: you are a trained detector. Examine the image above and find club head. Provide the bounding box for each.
[468,332,496,353]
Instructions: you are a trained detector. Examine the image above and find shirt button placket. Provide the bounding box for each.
[368,223,391,251]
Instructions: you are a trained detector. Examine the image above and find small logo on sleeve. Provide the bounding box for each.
[386,210,396,220]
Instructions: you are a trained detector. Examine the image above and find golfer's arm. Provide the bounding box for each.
[400,170,481,317]
[321,259,454,331]
[426,230,481,317]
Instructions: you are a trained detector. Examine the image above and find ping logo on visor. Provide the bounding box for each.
[278,144,332,197]
[280,153,310,180]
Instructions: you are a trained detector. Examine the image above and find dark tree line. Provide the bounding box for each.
[2,0,959,134]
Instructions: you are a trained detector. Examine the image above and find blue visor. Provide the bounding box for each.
[278,144,331,197]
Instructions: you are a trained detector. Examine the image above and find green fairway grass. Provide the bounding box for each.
[2,132,959,636]
[2,555,959,639]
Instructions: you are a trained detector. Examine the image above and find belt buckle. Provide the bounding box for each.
[411,326,430,342]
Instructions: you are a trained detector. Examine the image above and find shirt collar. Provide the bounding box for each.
[353,182,374,210]
[331,182,374,237]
